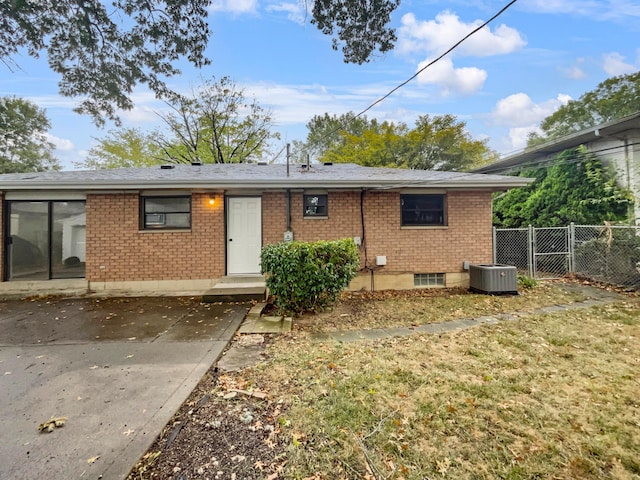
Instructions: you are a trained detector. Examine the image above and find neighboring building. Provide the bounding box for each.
[0,163,529,296]
[474,112,640,223]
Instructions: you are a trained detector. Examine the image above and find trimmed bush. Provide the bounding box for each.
[261,238,360,315]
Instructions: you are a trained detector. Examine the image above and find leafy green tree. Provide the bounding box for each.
[404,114,496,171]
[158,76,280,164]
[301,112,373,162]
[529,71,640,144]
[493,147,633,227]
[0,0,210,126]
[311,0,400,64]
[1,1,402,125]
[322,120,409,167]
[0,96,59,173]
[77,128,165,169]
[304,112,495,171]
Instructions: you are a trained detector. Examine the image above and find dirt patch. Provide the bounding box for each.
[128,367,287,480]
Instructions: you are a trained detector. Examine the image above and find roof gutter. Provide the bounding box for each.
[0,178,533,191]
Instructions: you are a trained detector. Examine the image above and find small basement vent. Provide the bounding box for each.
[469,264,517,294]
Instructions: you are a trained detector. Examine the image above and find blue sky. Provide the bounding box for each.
[2,0,640,169]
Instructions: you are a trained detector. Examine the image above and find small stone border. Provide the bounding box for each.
[310,296,622,344]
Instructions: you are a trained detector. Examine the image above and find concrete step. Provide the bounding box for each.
[202,277,267,303]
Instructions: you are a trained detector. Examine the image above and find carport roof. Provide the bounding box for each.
[0,162,532,191]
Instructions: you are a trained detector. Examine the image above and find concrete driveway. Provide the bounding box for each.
[0,296,248,480]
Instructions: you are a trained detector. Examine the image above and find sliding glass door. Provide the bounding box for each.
[5,201,86,280]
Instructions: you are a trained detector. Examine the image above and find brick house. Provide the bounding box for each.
[0,163,530,296]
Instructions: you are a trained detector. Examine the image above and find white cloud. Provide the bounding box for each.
[415,57,487,96]
[265,2,307,25]
[560,58,587,79]
[209,0,257,14]
[398,11,526,58]
[490,93,571,150]
[507,126,543,151]
[491,92,570,127]
[602,52,637,76]
[562,65,586,79]
[45,133,74,151]
[244,82,369,126]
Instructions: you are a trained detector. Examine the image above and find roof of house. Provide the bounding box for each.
[0,162,532,191]
[473,111,640,175]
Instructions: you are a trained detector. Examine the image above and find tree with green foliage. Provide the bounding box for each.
[493,147,633,227]
[77,128,165,169]
[311,0,400,64]
[78,76,278,167]
[302,112,374,162]
[0,96,59,173]
[404,114,497,171]
[158,76,280,164]
[303,112,495,171]
[1,1,401,125]
[529,71,640,144]
[1,0,210,126]
[321,120,409,167]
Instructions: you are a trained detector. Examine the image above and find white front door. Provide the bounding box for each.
[227,197,262,275]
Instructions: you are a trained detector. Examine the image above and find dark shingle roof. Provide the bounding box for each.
[0,163,531,191]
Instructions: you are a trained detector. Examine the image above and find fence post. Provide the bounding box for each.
[492,227,497,264]
[528,224,535,278]
[569,222,575,273]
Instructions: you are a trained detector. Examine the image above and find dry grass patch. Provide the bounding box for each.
[295,283,588,333]
[247,298,640,479]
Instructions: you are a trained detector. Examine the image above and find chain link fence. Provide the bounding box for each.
[494,224,640,289]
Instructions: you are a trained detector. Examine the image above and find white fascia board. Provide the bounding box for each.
[0,177,533,191]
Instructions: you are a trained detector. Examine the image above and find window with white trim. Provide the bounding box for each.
[141,196,191,229]
[401,194,446,226]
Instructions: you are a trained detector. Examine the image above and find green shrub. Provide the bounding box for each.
[517,275,537,289]
[261,238,360,315]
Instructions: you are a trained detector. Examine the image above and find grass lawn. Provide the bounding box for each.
[241,284,640,479]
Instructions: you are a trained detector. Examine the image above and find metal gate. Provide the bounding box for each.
[532,227,571,279]
[494,225,571,279]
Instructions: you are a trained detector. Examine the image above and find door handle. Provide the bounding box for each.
[228,238,233,242]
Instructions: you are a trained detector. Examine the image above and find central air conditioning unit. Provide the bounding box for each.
[469,264,518,294]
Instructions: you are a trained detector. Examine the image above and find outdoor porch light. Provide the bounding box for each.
[209,197,215,206]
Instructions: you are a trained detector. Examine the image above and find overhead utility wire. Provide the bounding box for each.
[478,142,640,175]
[372,141,640,190]
[353,0,519,120]
[292,0,519,159]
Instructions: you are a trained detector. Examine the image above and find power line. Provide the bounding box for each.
[354,0,518,119]
[292,0,519,160]
[479,142,640,175]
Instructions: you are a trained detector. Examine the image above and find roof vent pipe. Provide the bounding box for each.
[286,143,290,177]
[191,161,202,166]
[160,165,175,170]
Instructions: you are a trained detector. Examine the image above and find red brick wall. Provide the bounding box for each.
[85,192,225,282]
[262,191,362,244]
[2,190,493,284]
[262,190,493,273]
